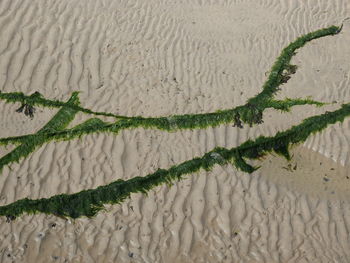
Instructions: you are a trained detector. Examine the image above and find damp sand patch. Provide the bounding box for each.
[259,145,350,200]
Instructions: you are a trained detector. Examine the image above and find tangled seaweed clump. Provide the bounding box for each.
[0,25,346,219]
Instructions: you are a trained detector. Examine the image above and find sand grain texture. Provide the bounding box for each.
[1,0,350,262]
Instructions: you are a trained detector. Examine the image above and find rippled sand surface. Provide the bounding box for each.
[1,0,350,262]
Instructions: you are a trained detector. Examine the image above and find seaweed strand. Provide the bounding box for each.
[0,97,325,147]
[0,25,340,127]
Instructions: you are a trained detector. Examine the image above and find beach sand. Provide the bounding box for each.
[1,0,350,262]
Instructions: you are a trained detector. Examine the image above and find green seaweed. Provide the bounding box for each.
[0,25,345,220]
[0,97,325,148]
[0,93,80,172]
[249,25,341,106]
[0,25,340,129]
[0,91,130,120]
[1,103,349,219]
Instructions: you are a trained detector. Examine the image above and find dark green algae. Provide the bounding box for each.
[0,26,340,132]
[0,25,344,220]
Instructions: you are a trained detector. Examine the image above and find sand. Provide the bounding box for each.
[0,0,350,262]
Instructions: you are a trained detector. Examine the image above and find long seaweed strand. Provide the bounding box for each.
[0,26,340,127]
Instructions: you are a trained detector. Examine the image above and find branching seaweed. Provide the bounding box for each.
[0,26,340,127]
[0,93,80,171]
[0,25,345,220]
[1,103,349,219]
[0,97,325,148]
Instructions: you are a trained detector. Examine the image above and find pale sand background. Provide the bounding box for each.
[0,0,350,262]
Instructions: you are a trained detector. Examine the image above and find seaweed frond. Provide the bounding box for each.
[0,93,80,171]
